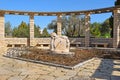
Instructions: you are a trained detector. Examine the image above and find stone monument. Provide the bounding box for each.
[50,32,73,55]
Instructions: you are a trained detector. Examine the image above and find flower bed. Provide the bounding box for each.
[18,48,101,66]
[4,47,120,69]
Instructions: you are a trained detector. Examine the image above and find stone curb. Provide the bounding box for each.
[3,54,95,69]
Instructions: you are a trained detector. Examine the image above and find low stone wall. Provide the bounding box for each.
[90,38,113,47]
[69,38,85,47]
[33,38,51,45]
[4,38,113,48]
[5,38,28,46]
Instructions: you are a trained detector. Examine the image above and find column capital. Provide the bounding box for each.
[57,14,62,22]
[29,13,34,19]
[113,9,120,14]
[57,14,62,17]
[85,12,91,16]
[0,12,5,16]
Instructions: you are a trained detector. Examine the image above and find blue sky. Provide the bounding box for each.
[0,0,116,30]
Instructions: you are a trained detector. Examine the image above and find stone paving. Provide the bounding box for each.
[0,48,120,80]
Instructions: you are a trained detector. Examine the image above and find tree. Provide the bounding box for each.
[100,19,111,38]
[115,0,120,6]
[34,24,41,38]
[42,28,50,37]
[12,21,29,38]
[12,21,44,38]
[90,22,101,37]
[47,20,57,33]
[109,16,113,38]
[5,21,12,37]
[47,15,85,37]
[66,15,79,37]
[12,27,18,37]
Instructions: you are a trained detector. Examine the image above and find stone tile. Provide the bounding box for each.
[40,66,56,72]
[36,69,50,75]
[94,78,106,80]
[78,71,92,77]
[49,70,66,77]
[111,76,120,80]
[23,75,39,80]
[8,75,27,80]
[55,76,71,80]
[113,65,120,69]
[0,75,10,80]
[20,70,36,75]
[49,66,57,70]
[12,68,28,73]
[0,69,15,75]
[112,71,120,76]
[65,70,77,77]
[12,62,28,69]
[113,60,120,64]
[70,76,94,80]
[38,75,55,80]
[92,72,110,80]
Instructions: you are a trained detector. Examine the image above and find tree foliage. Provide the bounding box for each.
[47,20,57,33]
[5,21,12,37]
[12,21,29,38]
[34,24,41,38]
[90,22,101,37]
[47,15,85,37]
[41,28,50,37]
[11,21,49,38]
[100,19,111,37]
[115,0,120,6]
[109,16,113,38]
[90,18,112,38]
[48,15,113,38]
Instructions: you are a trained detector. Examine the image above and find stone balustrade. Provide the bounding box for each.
[4,38,113,48]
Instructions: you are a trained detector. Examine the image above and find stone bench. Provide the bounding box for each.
[7,44,26,47]
[91,42,108,48]
[70,42,81,47]
[36,43,50,47]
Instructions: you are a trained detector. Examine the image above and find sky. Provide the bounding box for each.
[0,0,116,30]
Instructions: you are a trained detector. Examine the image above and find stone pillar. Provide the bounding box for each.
[29,14,34,46]
[113,9,120,48]
[0,13,5,48]
[85,13,90,47]
[57,15,62,36]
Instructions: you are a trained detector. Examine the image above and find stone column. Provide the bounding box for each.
[113,9,120,48]
[0,13,5,48]
[85,13,90,47]
[29,14,34,46]
[57,15,62,36]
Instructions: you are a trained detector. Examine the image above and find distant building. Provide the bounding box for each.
[39,29,43,34]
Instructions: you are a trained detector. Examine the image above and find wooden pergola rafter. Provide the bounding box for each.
[0,6,120,16]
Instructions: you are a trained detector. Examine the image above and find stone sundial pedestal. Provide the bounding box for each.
[50,32,74,55]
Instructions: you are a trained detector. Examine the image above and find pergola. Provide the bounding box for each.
[0,6,120,48]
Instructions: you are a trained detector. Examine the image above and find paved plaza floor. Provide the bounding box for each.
[0,48,120,80]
